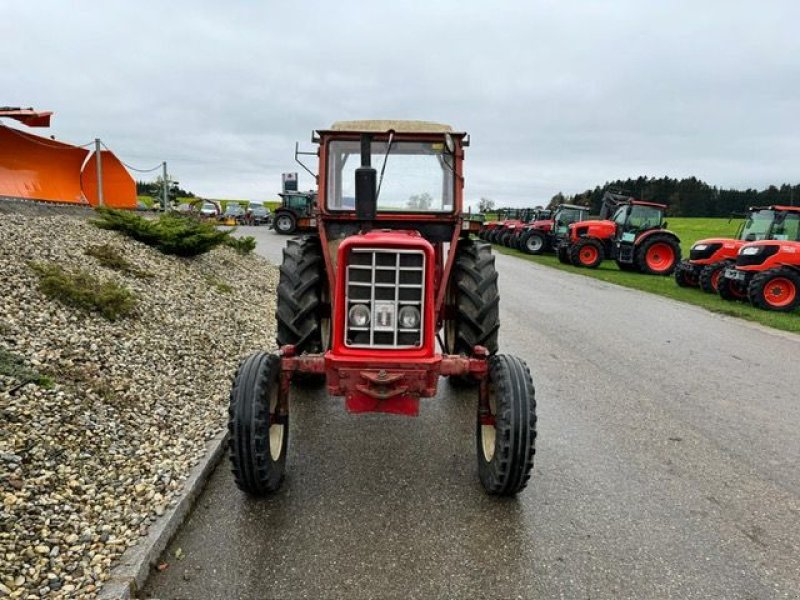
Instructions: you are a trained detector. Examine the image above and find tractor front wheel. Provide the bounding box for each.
[674,260,699,287]
[748,267,800,312]
[557,244,571,264]
[717,273,749,301]
[699,261,730,293]
[636,234,681,275]
[228,352,288,495]
[274,212,297,235]
[477,354,537,496]
[569,238,604,268]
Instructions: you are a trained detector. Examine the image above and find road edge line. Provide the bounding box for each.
[98,429,229,600]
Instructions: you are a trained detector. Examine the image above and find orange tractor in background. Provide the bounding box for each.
[717,209,800,310]
[674,205,800,293]
[558,192,681,275]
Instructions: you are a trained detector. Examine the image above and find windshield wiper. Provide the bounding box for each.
[375,130,395,203]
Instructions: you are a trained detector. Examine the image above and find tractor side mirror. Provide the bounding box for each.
[355,134,377,221]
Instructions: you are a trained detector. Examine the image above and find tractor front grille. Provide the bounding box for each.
[689,243,722,261]
[345,248,425,348]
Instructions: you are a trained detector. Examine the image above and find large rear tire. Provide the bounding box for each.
[274,211,297,235]
[699,260,730,293]
[636,234,681,275]
[276,237,327,386]
[748,267,800,312]
[228,352,288,495]
[477,354,537,496]
[277,237,324,352]
[522,231,547,255]
[445,239,500,356]
[569,238,604,268]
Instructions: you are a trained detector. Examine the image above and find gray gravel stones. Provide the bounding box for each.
[0,214,278,598]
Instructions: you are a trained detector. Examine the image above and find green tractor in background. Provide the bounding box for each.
[273,189,318,235]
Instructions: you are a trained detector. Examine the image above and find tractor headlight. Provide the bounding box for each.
[398,306,421,329]
[740,246,762,256]
[692,243,708,251]
[348,304,370,327]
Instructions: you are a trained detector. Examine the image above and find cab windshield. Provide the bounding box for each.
[326,140,454,212]
[770,212,800,241]
[614,205,663,231]
[740,209,774,241]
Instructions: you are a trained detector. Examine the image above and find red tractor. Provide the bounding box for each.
[516,204,589,255]
[228,121,537,497]
[559,195,681,275]
[674,205,800,293]
[717,209,800,310]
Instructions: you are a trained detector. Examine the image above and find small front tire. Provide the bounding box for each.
[228,352,288,496]
[569,238,604,268]
[477,355,537,496]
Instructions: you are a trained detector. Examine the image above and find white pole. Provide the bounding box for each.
[162,162,168,211]
[95,139,104,207]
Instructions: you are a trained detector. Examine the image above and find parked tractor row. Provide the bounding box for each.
[480,191,682,276]
[676,205,800,312]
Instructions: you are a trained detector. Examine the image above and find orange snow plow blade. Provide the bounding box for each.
[0,107,53,128]
[81,150,136,209]
[0,126,88,204]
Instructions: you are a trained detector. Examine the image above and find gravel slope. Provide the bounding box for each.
[0,215,277,599]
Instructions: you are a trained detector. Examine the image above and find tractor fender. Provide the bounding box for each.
[530,219,554,233]
[636,228,681,245]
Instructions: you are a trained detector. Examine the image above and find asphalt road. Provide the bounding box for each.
[143,227,800,599]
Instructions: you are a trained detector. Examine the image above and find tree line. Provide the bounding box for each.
[547,177,800,217]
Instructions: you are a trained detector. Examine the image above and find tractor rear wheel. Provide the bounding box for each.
[717,273,749,301]
[228,352,288,495]
[557,244,571,264]
[748,267,800,312]
[699,261,730,293]
[445,240,500,387]
[569,238,604,268]
[477,354,536,496]
[522,231,547,255]
[674,260,699,287]
[636,234,681,275]
[276,237,328,386]
[274,211,297,235]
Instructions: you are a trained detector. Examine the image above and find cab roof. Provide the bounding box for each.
[328,119,454,133]
[630,200,667,209]
[749,205,800,213]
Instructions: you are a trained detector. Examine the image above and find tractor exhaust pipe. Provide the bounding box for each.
[355,134,377,222]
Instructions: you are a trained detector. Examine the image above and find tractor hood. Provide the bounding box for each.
[691,237,744,250]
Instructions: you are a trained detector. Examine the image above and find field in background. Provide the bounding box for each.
[493,216,800,333]
[137,196,281,211]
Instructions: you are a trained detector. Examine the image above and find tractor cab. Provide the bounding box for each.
[227,120,538,498]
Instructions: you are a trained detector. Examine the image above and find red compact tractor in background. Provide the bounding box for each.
[674,205,800,293]
[516,204,589,255]
[229,121,537,497]
[717,209,800,310]
[558,192,681,275]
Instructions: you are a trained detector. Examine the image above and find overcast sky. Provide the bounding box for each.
[3,1,799,207]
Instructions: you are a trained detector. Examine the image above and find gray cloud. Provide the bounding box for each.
[3,0,799,207]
